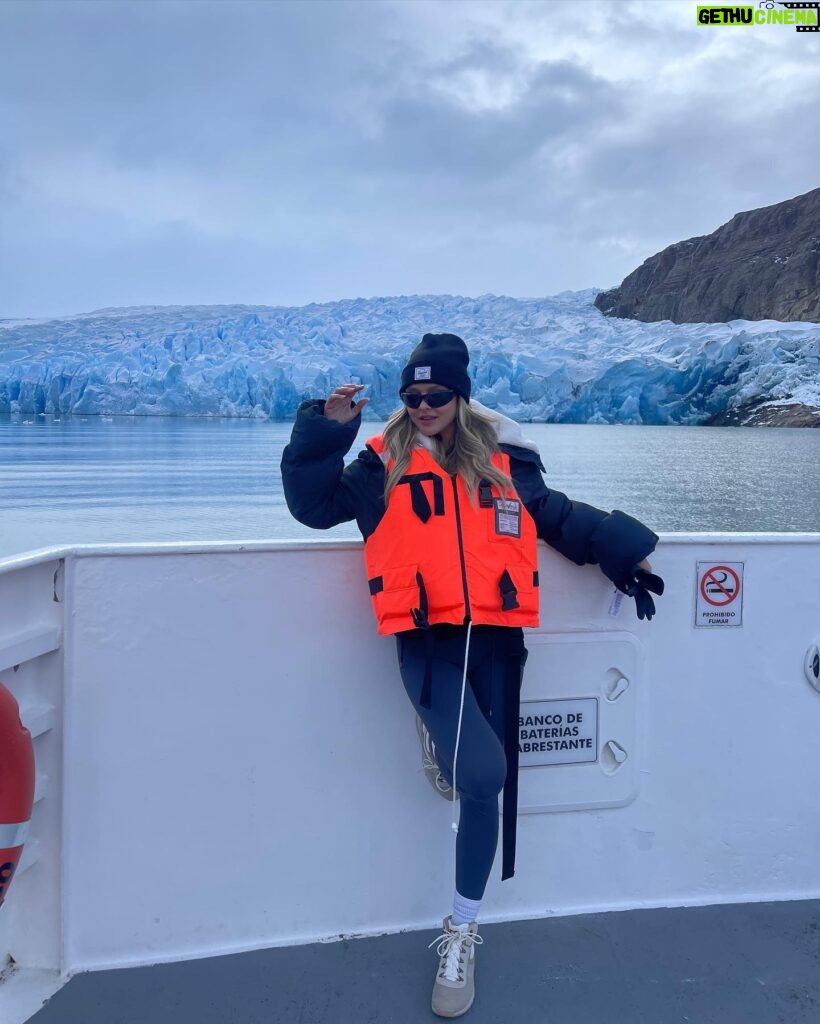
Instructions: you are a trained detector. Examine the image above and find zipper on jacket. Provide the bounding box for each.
[450,474,471,621]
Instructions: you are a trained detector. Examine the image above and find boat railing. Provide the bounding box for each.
[0,533,819,1023]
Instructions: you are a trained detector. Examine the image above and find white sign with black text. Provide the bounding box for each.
[518,697,599,767]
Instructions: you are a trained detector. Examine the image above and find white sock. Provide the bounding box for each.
[452,889,481,926]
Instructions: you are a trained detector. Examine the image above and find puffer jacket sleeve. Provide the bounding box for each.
[281,399,386,536]
[505,445,659,590]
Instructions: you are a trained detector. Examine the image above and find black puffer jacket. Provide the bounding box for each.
[281,400,659,592]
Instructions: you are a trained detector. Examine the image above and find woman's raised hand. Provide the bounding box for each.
[324,383,368,424]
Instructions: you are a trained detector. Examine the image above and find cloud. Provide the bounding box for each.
[0,0,818,316]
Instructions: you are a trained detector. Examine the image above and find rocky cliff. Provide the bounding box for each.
[595,187,820,324]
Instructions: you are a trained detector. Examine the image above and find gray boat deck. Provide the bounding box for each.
[30,900,820,1023]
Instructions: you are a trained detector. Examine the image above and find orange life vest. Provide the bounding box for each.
[364,434,540,635]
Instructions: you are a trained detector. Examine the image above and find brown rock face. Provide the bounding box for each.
[595,187,820,324]
[706,402,820,427]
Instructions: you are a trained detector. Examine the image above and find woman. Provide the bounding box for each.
[281,332,663,1018]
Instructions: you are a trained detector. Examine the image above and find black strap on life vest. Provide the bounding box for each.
[498,569,520,611]
[501,632,528,881]
[410,571,435,709]
[419,629,436,710]
[478,479,494,508]
[397,473,445,523]
[410,570,429,630]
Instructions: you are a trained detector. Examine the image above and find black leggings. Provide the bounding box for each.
[397,625,523,901]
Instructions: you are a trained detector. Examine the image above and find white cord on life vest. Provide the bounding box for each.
[451,619,473,834]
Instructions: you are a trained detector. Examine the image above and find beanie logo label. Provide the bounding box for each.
[414,366,432,380]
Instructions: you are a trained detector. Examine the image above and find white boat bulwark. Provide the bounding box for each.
[0,534,819,1022]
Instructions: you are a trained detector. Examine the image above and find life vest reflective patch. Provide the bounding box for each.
[363,434,540,635]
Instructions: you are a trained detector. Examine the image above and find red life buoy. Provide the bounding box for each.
[0,682,35,909]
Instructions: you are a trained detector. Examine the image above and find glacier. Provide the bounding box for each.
[0,290,818,424]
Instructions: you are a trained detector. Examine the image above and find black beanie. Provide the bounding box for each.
[400,333,471,402]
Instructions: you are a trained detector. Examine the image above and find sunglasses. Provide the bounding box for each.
[400,389,456,410]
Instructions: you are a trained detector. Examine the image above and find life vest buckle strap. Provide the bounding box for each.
[368,575,384,596]
[411,569,434,709]
[478,480,494,508]
[498,569,520,612]
[411,570,430,629]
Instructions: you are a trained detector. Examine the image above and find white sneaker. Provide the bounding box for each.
[415,713,458,800]
[429,915,483,1017]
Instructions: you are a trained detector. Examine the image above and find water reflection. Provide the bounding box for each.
[0,414,817,559]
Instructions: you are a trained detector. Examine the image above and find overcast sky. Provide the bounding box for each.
[1,0,818,319]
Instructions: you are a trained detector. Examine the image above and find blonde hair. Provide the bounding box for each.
[382,398,512,505]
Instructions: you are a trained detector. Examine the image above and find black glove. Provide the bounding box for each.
[620,564,665,621]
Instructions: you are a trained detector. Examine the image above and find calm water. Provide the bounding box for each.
[0,414,818,560]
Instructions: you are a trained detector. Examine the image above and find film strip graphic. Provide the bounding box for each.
[778,1,820,30]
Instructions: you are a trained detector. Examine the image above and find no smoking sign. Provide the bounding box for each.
[695,561,744,627]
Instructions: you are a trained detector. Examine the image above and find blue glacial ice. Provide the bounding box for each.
[0,290,818,423]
